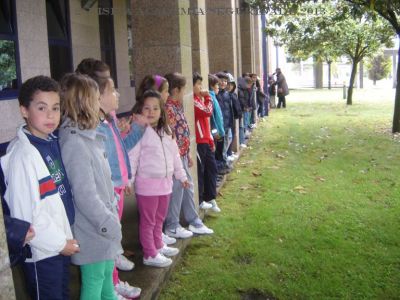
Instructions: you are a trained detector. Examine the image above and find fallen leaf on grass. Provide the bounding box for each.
[315,176,326,182]
[276,154,286,159]
[252,171,262,177]
[293,185,308,194]
[240,186,250,190]
[218,191,224,197]
[268,166,280,170]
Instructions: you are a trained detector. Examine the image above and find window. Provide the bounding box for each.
[98,0,117,86]
[0,0,20,99]
[46,0,73,81]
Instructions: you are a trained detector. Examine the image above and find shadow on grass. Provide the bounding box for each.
[238,288,278,300]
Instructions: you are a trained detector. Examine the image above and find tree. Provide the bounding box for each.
[0,40,16,90]
[262,1,393,105]
[367,53,392,85]
[249,0,400,132]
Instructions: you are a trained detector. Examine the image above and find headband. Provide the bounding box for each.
[154,75,165,90]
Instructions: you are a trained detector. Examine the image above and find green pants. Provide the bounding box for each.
[80,260,116,300]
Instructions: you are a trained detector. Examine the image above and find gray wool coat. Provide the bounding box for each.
[58,118,122,265]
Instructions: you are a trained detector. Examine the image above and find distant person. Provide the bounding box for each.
[268,75,277,108]
[276,68,289,108]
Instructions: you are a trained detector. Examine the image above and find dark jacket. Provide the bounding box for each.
[276,73,289,96]
[230,92,242,119]
[217,89,234,130]
[0,168,31,266]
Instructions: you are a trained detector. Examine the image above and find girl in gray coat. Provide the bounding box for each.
[58,73,122,300]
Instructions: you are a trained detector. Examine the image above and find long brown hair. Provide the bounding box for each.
[132,90,172,136]
[60,73,100,130]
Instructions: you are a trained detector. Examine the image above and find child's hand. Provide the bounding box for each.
[200,90,210,97]
[125,185,133,196]
[181,180,190,189]
[61,239,80,256]
[24,226,35,245]
[132,113,149,127]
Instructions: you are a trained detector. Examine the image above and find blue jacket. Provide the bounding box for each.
[209,90,225,138]
[1,163,31,266]
[217,89,234,130]
[97,117,145,187]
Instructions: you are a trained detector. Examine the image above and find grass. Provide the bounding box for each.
[160,88,400,300]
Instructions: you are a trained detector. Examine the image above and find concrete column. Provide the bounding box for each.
[253,14,263,78]
[131,0,199,204]
[206,0,239,79]
[190,0,210,77]
[239,0,252,75]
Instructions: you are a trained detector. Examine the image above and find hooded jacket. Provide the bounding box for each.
[1,125,73,262]
[128,126,187,196]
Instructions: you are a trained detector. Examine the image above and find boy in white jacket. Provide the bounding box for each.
[0,76,79,299]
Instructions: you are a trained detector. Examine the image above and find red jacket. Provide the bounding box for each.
[194,94,214,149]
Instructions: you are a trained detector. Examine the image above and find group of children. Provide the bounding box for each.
[0,57,270,299]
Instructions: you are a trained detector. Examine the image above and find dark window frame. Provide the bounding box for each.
[0,0,21,101]
[98,0,118,86]
[46,0,73,81]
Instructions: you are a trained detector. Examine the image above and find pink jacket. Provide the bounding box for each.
[128,126,187,195]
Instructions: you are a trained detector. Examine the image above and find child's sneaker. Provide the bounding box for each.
[162,232,176,245]
[209,199,221,213]
[143,253,172,268]
[189,224,214,235]
[158,244,179,257]
[199,201,212,210]
[165,226,193,239]
[115,254,134,271]
[115,281,141,299]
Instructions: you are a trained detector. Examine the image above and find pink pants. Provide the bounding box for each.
[113,187,125,285]
[136,194,171,259]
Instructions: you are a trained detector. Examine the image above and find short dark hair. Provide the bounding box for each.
[76,58,110,78]
[193,72,202,85]
[208,74,219,89]
[165,72,186,94]
[215,72,229,80]
[19,76,60,108]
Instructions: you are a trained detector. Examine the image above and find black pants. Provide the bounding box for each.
[23,255,71,300]
[197,143,217,203]
[277,95,286,108]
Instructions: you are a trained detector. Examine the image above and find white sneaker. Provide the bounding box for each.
[115,254,134,271]
[115,281,141,299]
[231,153,239,159]
[199,201,212,210]
[143,253,172,268]
[227,155,235,162]
[165,226,193,239]
[240,143,247,148]
[189,224,214,235]
[115,293,129,300]
[209,199,221,213]
[162,232,176,245]
[158,244,179,257]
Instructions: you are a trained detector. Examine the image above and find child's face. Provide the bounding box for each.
[193,80,202,96]
[100,79,119,114]
[219,78,228,90]
[20,91,60,139]
[142,97,161,127]
[227,83,234,92]
[160,82,170,102]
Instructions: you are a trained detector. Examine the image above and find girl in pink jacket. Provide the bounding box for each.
[129,90,189,268]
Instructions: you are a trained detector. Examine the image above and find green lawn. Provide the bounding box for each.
[160,88,400,300]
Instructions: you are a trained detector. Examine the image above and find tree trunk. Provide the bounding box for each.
[347,59,358,105]
[392,39,400,133]
[328,61,332,90]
